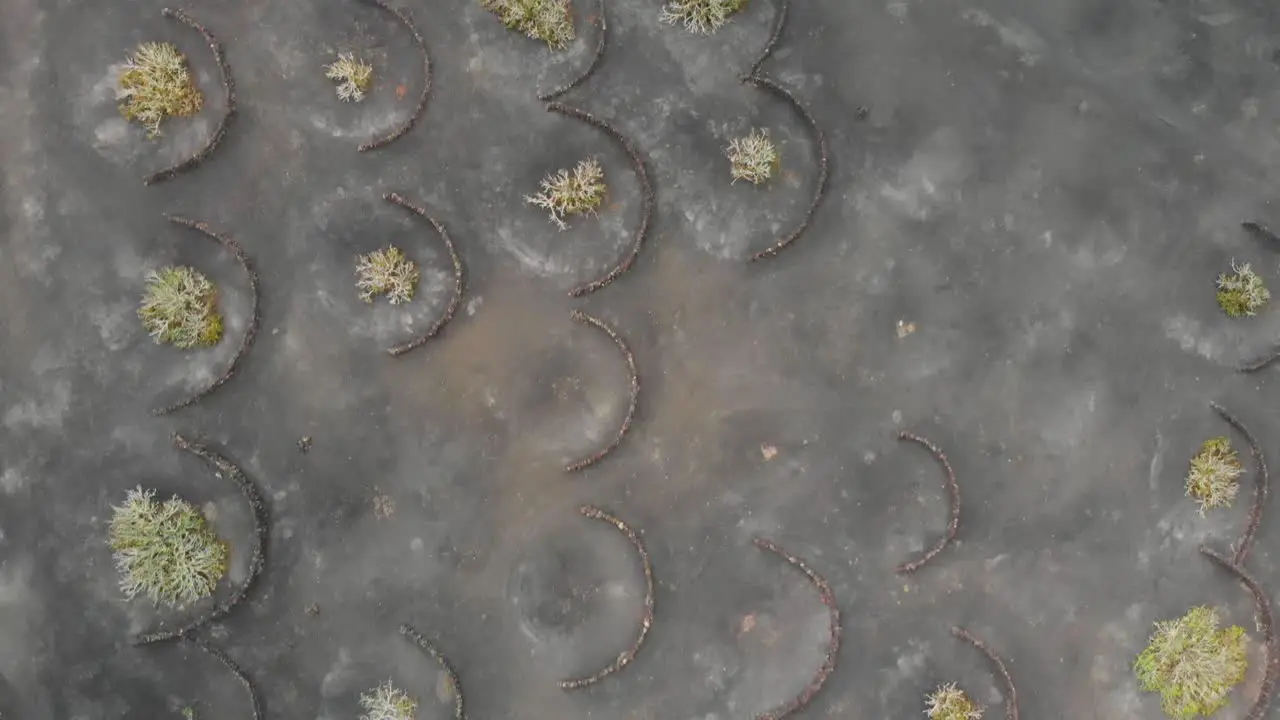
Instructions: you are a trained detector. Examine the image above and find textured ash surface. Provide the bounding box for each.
[4,0,1280,718]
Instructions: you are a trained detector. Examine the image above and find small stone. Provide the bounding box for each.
[297,436,312,453]
[305,602,320,616]
[761,444,778,461]
[896,320,917,338]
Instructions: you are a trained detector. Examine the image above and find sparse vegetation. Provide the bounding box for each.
[372,489,396,520]
[359,680,418,720]
[117,42,204,137]
[356,246,420,305]
[108,486,229,607]
[525,157,606,230]
[1216,260,1270,317]
[726,128,779,185]
[324,52,373,102]
[925,683,983,720]
[1134,605,1247,720]
[139,266,224,349]
[481,0,575,50]
[660,0,749,35]
[1186,436,1243,514]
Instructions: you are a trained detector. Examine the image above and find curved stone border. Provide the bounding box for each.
[746,0,789,78]
[1238,220,1280,371]
[564,310,638,472]
[357,0,431,152]
[545,102,653,297]
[399,624,465,719]
[751,537,840,720]
[1200,546,1278,720]
[187,635,263,719]
[538,0,607,102]
[382,192,465,357]
[1209,401,1270,567]
[143,9,236,186]
[135,433,269,645]
[895,431,961,575]
[1239,348,1280,373]
[153,215,260,416]
[559,505,655,690]
[738,74,829,262]
[951,627,1019,720]
[1243,221,1280,245]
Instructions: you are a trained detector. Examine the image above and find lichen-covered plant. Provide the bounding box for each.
[108,486,229,607]
[924,683,983,720]
[525,157,606,230]
[481,0,575,50]
[1186,436,1243,514]
[1216,260,1270,317]
[324,52,373,102]
[139,266,224,349]
[1134,605,1247,720]
[660,0,749,35]
[117,42,204,137]
[356,246,420,305]
[726,128,779,185]
[359,680,418,720]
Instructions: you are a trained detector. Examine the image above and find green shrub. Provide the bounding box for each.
[359,680,417,720]
[325,52,374,102]
[138,266,224,349]
[117,42,204,137]
[481,0,575,50]
[525,157,606,230]
[726,128,779,185]
[356,246,420,305]
[109,486,229,607]
[1134,606,1247,720]
[1185,437,1243,514]
[660,0,749,35]
[1216,260,1269,317]
[925,682,983,720]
